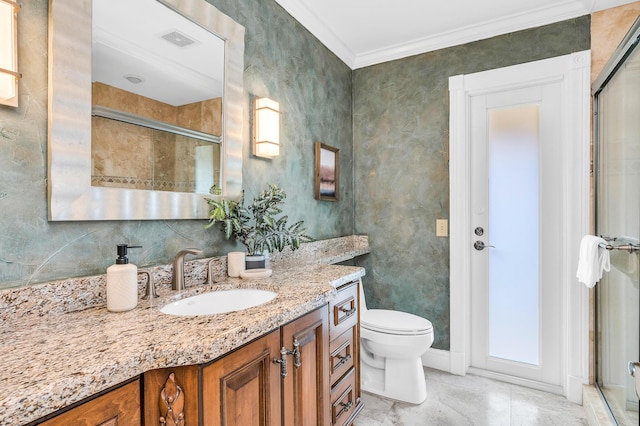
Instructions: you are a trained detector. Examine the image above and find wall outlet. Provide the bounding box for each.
[436,219,448,237]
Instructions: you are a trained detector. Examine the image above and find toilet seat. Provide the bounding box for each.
[361,309,433,335]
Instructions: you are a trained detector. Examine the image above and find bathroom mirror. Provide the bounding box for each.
[48,0,244,221]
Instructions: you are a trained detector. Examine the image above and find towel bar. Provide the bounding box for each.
[598,242,639,253]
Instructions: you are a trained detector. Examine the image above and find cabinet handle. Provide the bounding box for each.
[292,339,301,368]
[273,339,301,378]
[334,353,352,369]
[338,306,356,318]
[338,400,353,416]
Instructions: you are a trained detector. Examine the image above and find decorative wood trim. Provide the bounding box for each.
[159,373,185,426]
[144,366,198,425]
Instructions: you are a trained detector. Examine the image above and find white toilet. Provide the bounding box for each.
[359,281,434,404]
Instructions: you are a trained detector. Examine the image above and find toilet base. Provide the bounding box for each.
[361,355,427,404]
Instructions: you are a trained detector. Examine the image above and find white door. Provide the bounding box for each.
[449,51,591,401]
[469,83,564,389]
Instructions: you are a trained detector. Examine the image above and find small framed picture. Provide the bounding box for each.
[314,142,340,201]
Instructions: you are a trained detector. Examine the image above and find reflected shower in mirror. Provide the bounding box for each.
[91,0,224,193]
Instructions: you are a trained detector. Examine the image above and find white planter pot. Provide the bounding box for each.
[245,254,265,269]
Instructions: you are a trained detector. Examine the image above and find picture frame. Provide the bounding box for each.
[314,142,340,201]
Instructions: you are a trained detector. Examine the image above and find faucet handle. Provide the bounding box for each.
[139,269,158,299]
[207,258,217,285]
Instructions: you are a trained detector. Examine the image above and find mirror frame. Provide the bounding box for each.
[47,0,244,221]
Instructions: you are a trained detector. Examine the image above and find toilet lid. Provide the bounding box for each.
[361,309,433,335]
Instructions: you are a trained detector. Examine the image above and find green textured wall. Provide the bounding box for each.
[353,17,591,349]
[1,0,591,353]
[0,0,353,288]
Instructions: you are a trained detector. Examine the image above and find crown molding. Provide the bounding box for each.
[276,0,601,70]
[352,1,590,68]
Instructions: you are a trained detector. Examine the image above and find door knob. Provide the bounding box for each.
[474,241,495,251]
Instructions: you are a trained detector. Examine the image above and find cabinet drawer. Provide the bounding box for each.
[330,369,357,426]
[39,379,141,426]
[329,327,355,386]
[331,282,358,337]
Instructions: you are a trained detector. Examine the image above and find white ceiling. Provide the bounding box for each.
[275,0,637,69]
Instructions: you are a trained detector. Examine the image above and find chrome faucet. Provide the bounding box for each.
[171,248,203,290]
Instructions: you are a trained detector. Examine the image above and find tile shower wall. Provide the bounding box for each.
[91,83,223,192]
[353,17,591,349]
[0,0,353,288]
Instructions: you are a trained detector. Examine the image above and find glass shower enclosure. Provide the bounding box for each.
[593,17,640,426]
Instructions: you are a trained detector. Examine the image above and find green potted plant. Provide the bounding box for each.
[205,183,312,268]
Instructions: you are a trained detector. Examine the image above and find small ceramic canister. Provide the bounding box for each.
[227,251,245,277]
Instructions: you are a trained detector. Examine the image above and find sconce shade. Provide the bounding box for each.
[0,0,19,107]
[254,97,280,158]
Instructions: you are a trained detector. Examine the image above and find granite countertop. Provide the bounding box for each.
[1,263,365,425]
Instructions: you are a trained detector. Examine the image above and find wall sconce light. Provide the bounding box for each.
[253,97,280,158]
[0,0,20,107]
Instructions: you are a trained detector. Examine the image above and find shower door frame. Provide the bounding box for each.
[592,16,640,424]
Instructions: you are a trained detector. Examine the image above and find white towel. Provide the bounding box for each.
[576,235,610,288]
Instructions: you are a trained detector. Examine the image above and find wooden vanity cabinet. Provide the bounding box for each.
[328,281,363,426]
[37,379,141,426]
[144,306,329,426]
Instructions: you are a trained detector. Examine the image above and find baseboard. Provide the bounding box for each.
[468,367,564,395]
[421,348,452,373]
[566,374,588,404]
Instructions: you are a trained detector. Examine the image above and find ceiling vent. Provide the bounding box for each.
[160,30,195,48]
[123,74,144,84]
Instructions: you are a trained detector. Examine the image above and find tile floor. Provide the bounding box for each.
[354,368,589,425]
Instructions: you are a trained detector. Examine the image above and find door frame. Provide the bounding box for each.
[448,50,591,403]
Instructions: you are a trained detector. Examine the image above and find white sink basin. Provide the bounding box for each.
[160,289,277,316]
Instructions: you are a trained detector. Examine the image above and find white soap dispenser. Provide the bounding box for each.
[107,244,141,312]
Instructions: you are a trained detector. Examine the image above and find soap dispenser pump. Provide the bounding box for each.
[107,244,142,312]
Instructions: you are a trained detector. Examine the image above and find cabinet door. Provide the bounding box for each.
[281,306,330,426]
[38,379,140,426]
[201,329,281,426]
